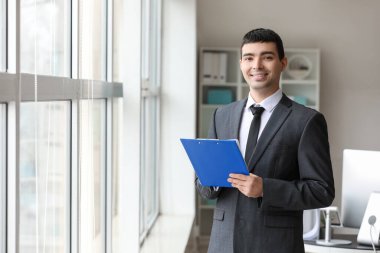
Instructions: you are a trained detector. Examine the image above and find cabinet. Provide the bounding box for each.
[196,47,321,237]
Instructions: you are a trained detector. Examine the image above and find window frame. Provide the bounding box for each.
[0,73,122,253]
[0,104,6,253]
[139,0,162,242]
[0,0,5,72]
[1,0,123,252]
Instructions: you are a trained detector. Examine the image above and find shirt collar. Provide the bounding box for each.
[246,88,283,113]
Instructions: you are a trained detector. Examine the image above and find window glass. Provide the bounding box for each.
[78,0,106,80]
[111,0,123,247]
[140,96,159,237]
[19,101,70,253]
[112,0,123,82]
[0,0,5,72]
[79,99,106,253]
[0,104,5,252]
[20,0,70,76]
[112,98,122,252]
[140,0,161,239]
[141,0,161,88]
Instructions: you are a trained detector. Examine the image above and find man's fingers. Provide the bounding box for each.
[229,177,248,188]
[232,183,246,191]
[229,173,263,198]
[229,173,249,180]
[228,177,248,187]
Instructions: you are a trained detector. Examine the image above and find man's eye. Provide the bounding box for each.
[244,57,253,61]
[264,56,273,60]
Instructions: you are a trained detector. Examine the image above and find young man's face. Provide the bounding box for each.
[240,42,287,96]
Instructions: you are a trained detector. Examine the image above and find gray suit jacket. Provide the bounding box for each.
[196,94,335,253]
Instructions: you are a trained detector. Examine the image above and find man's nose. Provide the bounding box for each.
[252,59,263,69]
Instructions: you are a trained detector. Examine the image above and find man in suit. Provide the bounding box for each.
[195,28,335,253]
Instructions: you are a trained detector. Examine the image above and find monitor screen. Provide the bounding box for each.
[341,149,380,228]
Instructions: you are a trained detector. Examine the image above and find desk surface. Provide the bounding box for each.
[305,234,378,253]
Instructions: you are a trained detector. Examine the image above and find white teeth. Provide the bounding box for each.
[250,73,266,76]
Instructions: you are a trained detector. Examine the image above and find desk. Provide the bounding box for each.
[305,234,378,253]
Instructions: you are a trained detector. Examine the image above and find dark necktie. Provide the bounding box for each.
[244,106,265,164]
[234,105,265,252]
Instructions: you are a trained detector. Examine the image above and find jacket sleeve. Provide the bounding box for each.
[260,112,335,210]
[195,108,222,200]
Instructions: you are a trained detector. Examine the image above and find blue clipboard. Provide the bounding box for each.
[180,138,249,187]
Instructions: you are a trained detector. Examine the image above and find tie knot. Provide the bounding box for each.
[250,106,264,116]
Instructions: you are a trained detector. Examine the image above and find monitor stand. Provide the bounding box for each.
[316,207,352,246]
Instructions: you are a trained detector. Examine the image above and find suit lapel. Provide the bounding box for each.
[247,94,292,171]
[229,98,247,139]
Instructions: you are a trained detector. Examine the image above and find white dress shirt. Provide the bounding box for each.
[212,89,283,190]
[239,89,283,156]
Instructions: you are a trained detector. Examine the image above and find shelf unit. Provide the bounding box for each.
[281,48,320,110]
[196,47,321,237]
[198,47,247,139]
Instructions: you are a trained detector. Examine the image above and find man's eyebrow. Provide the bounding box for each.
[260,51,275,55]
[242,51,276,57]
[242,53,254,57]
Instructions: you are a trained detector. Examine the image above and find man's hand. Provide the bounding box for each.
[227,173,263,198]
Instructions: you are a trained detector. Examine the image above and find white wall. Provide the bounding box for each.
[160,0,197,216]
[197,0,380,207]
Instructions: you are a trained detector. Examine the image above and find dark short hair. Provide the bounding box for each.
[241,28,285,60]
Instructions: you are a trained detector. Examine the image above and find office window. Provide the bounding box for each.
[112,0,123,82]
[111,0,124,248]
[79,99,106,253]
[78,0,106,80]
[19,101,70,253]
[0,104,5,253]
[140,0,161,239]
[140,96,159,237]
[20,0,71,76]
[0,0,5,72]
[3,0,123,252]
[111,98,122,253]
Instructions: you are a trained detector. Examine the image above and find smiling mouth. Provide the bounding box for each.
[250,72,267,76]
[249,72,268,79]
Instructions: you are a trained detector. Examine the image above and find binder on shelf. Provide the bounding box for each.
[218,53,228,83]
[180,138,249,187]
[202,52,228,83]
[202,52,217,83]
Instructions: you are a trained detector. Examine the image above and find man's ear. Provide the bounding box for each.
[281,57,288,71]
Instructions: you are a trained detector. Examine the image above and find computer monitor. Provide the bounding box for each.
[341,149,380,228]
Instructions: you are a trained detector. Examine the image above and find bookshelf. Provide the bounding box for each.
[281,48,320,110]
